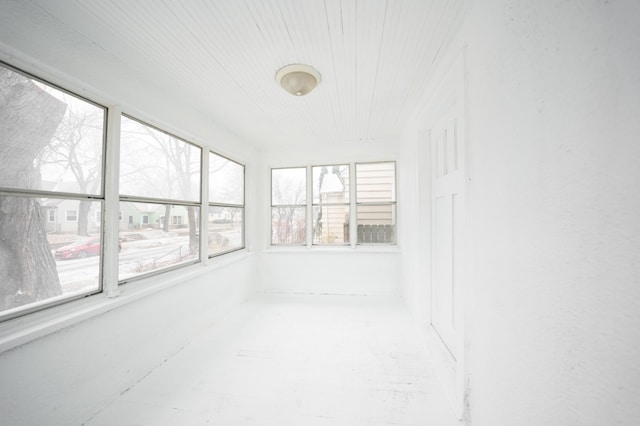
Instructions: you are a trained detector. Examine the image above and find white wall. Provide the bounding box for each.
[400,0,640,424]
[397,129,432,324]
[259,251,401,296]
[0,258,255,425]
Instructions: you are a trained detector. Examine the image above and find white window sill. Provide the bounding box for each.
[264,245,401,254]
[0,249,253,355]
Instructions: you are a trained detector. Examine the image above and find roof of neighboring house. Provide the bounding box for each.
[320,174,344,193]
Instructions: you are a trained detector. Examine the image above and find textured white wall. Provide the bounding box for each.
[0,257,256,425]
[397,129,432,325]
[259,251,401,296]
[400,0,640,424]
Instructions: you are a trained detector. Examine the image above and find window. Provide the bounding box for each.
[118,115,202,282]
[355,162,396,244]
[0,62,246,322]
[271,167,306,245]
[270,162,397,247]
[208,152,245,256]
[312,165,350,245]
[0,63,106,319]
[65,210,78,222]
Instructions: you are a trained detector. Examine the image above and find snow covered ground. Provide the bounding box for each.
[53,226,241,294]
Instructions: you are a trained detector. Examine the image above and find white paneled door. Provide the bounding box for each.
[431,104,464,358]
[427,52,468,420]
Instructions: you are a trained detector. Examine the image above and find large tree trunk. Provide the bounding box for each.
[0,69,66,311]
[0,196,60,310]
[77,199,91,236]
[163,204,171,232]
[187,206,198,255]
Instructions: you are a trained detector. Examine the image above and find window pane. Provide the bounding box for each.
[356,162,396,202]
[0,196,101,317]
[209,152,244,205]
[272,168,306,205]
[313,205,350,245]
[208,206,243,256]
[118,202,199,281]
[0,65,105,195]
[356,204,396,244]
[312,165,349,204]
[119,116,201,202]
[271,207,306,245]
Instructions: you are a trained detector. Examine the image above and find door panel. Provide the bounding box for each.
[431,107,464,359]
[433,194,455,353]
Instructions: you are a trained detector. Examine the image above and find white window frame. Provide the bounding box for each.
[65,210,78,222]
[0,61,248,326]
[269,162,397,248]
[312,164,350,246]
[270,167,308,246]
[208,151,245,257]
[0,61,107,323]
[117,114,204,284]
[355,161,397,245]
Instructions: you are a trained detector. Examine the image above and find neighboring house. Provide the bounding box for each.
[41,199,64,234]
[123,203,190,230]
[41,198,193,235]
[208,208,234,223]
[38,181,99,235]
[156,204,190,229]
[40,198,102,235]
[316,173,348,243]
[355,162,395,226]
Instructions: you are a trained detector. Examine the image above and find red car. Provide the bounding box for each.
[54,238,121,260]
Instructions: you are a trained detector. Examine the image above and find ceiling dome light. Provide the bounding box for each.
[276,64,321,96]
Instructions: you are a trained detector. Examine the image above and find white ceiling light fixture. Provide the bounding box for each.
[276,64,321,96]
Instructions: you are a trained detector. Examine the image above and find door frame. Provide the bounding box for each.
[425,49,470,421]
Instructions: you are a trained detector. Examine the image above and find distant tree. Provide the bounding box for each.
[121,124,200,254]
[147,129,199,254]
[39,99,103,236]
[272,172,306,244]
[209,159,243,230]
[0,69,65,310]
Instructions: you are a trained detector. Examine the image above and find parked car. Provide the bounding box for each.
[54,238,121,260]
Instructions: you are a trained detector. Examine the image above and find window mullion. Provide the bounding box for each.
[200,150,209,264]
[103,106,121,298]
[350,162,357,248]
[306,165,312,248]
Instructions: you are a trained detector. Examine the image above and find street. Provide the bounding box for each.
[56,241,192,292]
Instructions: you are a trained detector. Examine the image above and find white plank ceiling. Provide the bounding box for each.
[0,0,467,149]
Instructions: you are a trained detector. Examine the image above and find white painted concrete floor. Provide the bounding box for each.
[86,294,459,425]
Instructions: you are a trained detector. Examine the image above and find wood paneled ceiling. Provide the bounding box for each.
[0,0,467,148]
